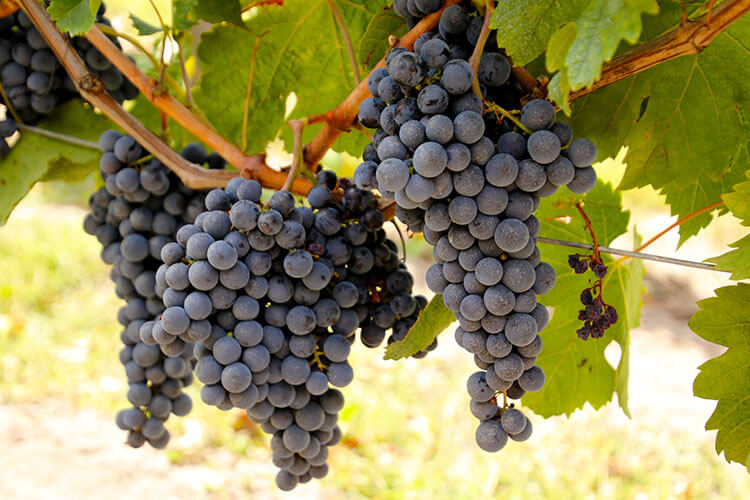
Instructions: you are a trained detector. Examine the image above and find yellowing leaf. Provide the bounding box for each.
[384,295,455,361]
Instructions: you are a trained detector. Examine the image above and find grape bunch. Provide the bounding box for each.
[84,131,225,447]
[114,317,196,448]
[355,2,598,452]
[568,255,618,340]
[0,3,138,124]
[146,168,428,489]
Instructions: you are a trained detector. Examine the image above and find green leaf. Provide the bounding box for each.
[521,181,645,417]
[0,101,111,224]
[568,0,658,89]
[545,22,577,73]
[173,0,198,31]
[327,128,373,159]
[384,295,455,360]
[545,22,577,112]
[491,0,590,66]
[706,172,750,280]
[691,283,750,470]
[194,24,287,154]
[547,0,659,105]
[129,13,162,36]
[47,0,102,35]
[195,0,388,156]
[722,171,750,226]
[548,72,572,114]
[567,15,750,243]
[707,235,750,280]
[358,8,407,71]
[193,0,244,25]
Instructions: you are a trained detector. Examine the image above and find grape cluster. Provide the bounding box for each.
[0,3,137,124]
[84,131,224,447]
[576,288,618,340]
[568,255,618,340]
[355,2,598,452]
[148,169,427,489]
[114,318,196,448]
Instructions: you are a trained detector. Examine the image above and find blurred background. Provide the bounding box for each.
[1,1,749,499]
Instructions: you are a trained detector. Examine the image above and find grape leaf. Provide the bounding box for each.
[384,295,455,360]
[359,8,407,71]
[173,0,198,31]
[129,13,162,36]
[546,0,659,108]
[195,0,388,156]
[721,171,750,225]
[545,22,577,75]
[707,235,750,280]
[690,283,750,470]
[0,101,111,224]
[193,0,243,25]
[490,0,590,66]
[521,181,645,417]
[194,24,288,155]
[47,0,102,35]
[567,16,750,244]
[545,23,578,113]
[707,173,750,280]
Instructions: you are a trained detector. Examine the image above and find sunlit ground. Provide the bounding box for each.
[0,179,748,500]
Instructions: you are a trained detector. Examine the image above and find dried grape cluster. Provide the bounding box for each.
[355,1,598,452]
[84,131,225,447]
[568,254,618,340]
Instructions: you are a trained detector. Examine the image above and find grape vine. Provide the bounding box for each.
[0,0,748,490]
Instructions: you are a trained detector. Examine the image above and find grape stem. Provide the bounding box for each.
[390,220,407,264]
[575,203,600,262]
[94,24,194,113]
[707,0,717,25]
[0,80,22,123]
[569,0,750,100]
[537,237,729,273]
[573,202,612,306]
[468,0,494,98]
[610,199,725,269]
[176,34,194,109]
[0,1,18,17]
[509,61,540,97]
[16,123,100,149]
[634,200,725,253]
[281,119,309,193]
[147,0,169,88]
[483,100,531,134]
